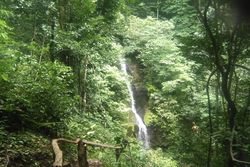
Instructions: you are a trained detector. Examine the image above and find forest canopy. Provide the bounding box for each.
[0,0,249,167]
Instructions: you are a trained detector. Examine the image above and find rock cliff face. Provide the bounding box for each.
[126,54,149,121]
[126,54,160,148]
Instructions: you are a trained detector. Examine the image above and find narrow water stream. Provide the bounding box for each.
[120,58,150,149]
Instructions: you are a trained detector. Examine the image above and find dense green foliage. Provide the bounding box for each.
[0,0,249,167]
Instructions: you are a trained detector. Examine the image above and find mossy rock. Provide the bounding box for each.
[144,111,154,125]
[124,123,136,138]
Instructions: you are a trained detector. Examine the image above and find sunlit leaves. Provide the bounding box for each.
[5,61,75,131]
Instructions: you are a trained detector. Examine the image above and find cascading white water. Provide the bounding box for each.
[120,58,150,149]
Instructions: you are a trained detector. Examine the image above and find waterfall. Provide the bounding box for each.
[120,58,150,149]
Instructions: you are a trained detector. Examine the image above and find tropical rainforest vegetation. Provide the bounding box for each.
[0,0,249,167]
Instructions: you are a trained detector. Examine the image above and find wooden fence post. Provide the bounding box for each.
[78,140,89,167]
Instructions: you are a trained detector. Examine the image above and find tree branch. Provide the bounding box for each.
[235,64,250,71]
[192,0,223,73]
[206,68,217,167]
[230,127,250,165]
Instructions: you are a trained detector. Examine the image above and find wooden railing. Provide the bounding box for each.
[52,138,122,167]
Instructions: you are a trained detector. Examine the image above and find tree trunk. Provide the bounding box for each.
[82,57,88,111]
[214,72,220,158]
[49,16,56,62]
[221,72,236,167]
[78,141,89,167]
